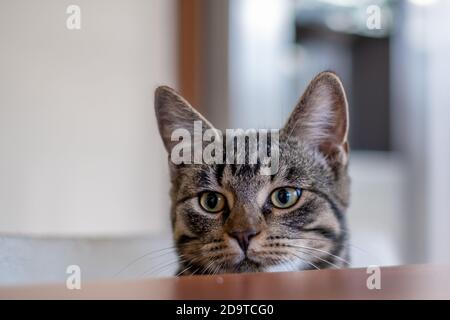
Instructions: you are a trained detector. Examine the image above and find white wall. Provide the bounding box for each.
[391,0,450,264]
[424,1,450,264]
[229,0,294,129]
[0,0,177,236]
[0,235,176,285]
[347,152,405,267]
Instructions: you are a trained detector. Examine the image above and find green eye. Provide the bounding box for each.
[270,187,301,209]
[199,192,226,213]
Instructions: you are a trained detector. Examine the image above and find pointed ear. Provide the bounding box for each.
[154,86,215,153]
[281,71,349,166]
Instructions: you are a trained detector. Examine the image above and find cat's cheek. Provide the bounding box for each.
[245,250,264,265]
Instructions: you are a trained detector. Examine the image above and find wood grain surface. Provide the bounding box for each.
[1,265,449,300]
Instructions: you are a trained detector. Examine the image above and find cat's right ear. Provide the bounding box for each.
[281,71,349,167]
[154,86,215,153]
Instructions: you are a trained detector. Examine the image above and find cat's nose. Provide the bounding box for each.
[229,230,258,252]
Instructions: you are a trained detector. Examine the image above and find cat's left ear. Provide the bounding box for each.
[281,71,349,166]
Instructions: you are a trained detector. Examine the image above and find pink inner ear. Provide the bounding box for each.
[315,96,349,165]
[319,141,349,166]
[299,89,348,146]
[281,72,349,166]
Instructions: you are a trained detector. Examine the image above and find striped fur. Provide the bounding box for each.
[155,71,351,275]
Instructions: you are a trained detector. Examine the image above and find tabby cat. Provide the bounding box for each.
[154,71,350,275]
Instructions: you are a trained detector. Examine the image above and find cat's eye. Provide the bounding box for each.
[270,187,301,209]
[199,192,226,213]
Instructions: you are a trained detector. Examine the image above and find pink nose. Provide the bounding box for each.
[229,230,257,252]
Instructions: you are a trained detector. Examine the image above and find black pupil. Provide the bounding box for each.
[206,193,219,209]
[277,189,291,204]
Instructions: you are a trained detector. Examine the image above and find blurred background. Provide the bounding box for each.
[1,0,449,285]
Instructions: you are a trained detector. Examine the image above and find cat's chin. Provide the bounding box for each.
[231,257,262,273]
[229,257,308,273]
[263,260,309,273]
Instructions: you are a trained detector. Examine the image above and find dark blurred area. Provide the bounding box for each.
[294,23,391,150]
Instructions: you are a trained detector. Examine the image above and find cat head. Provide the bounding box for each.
[154,71,350,274]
